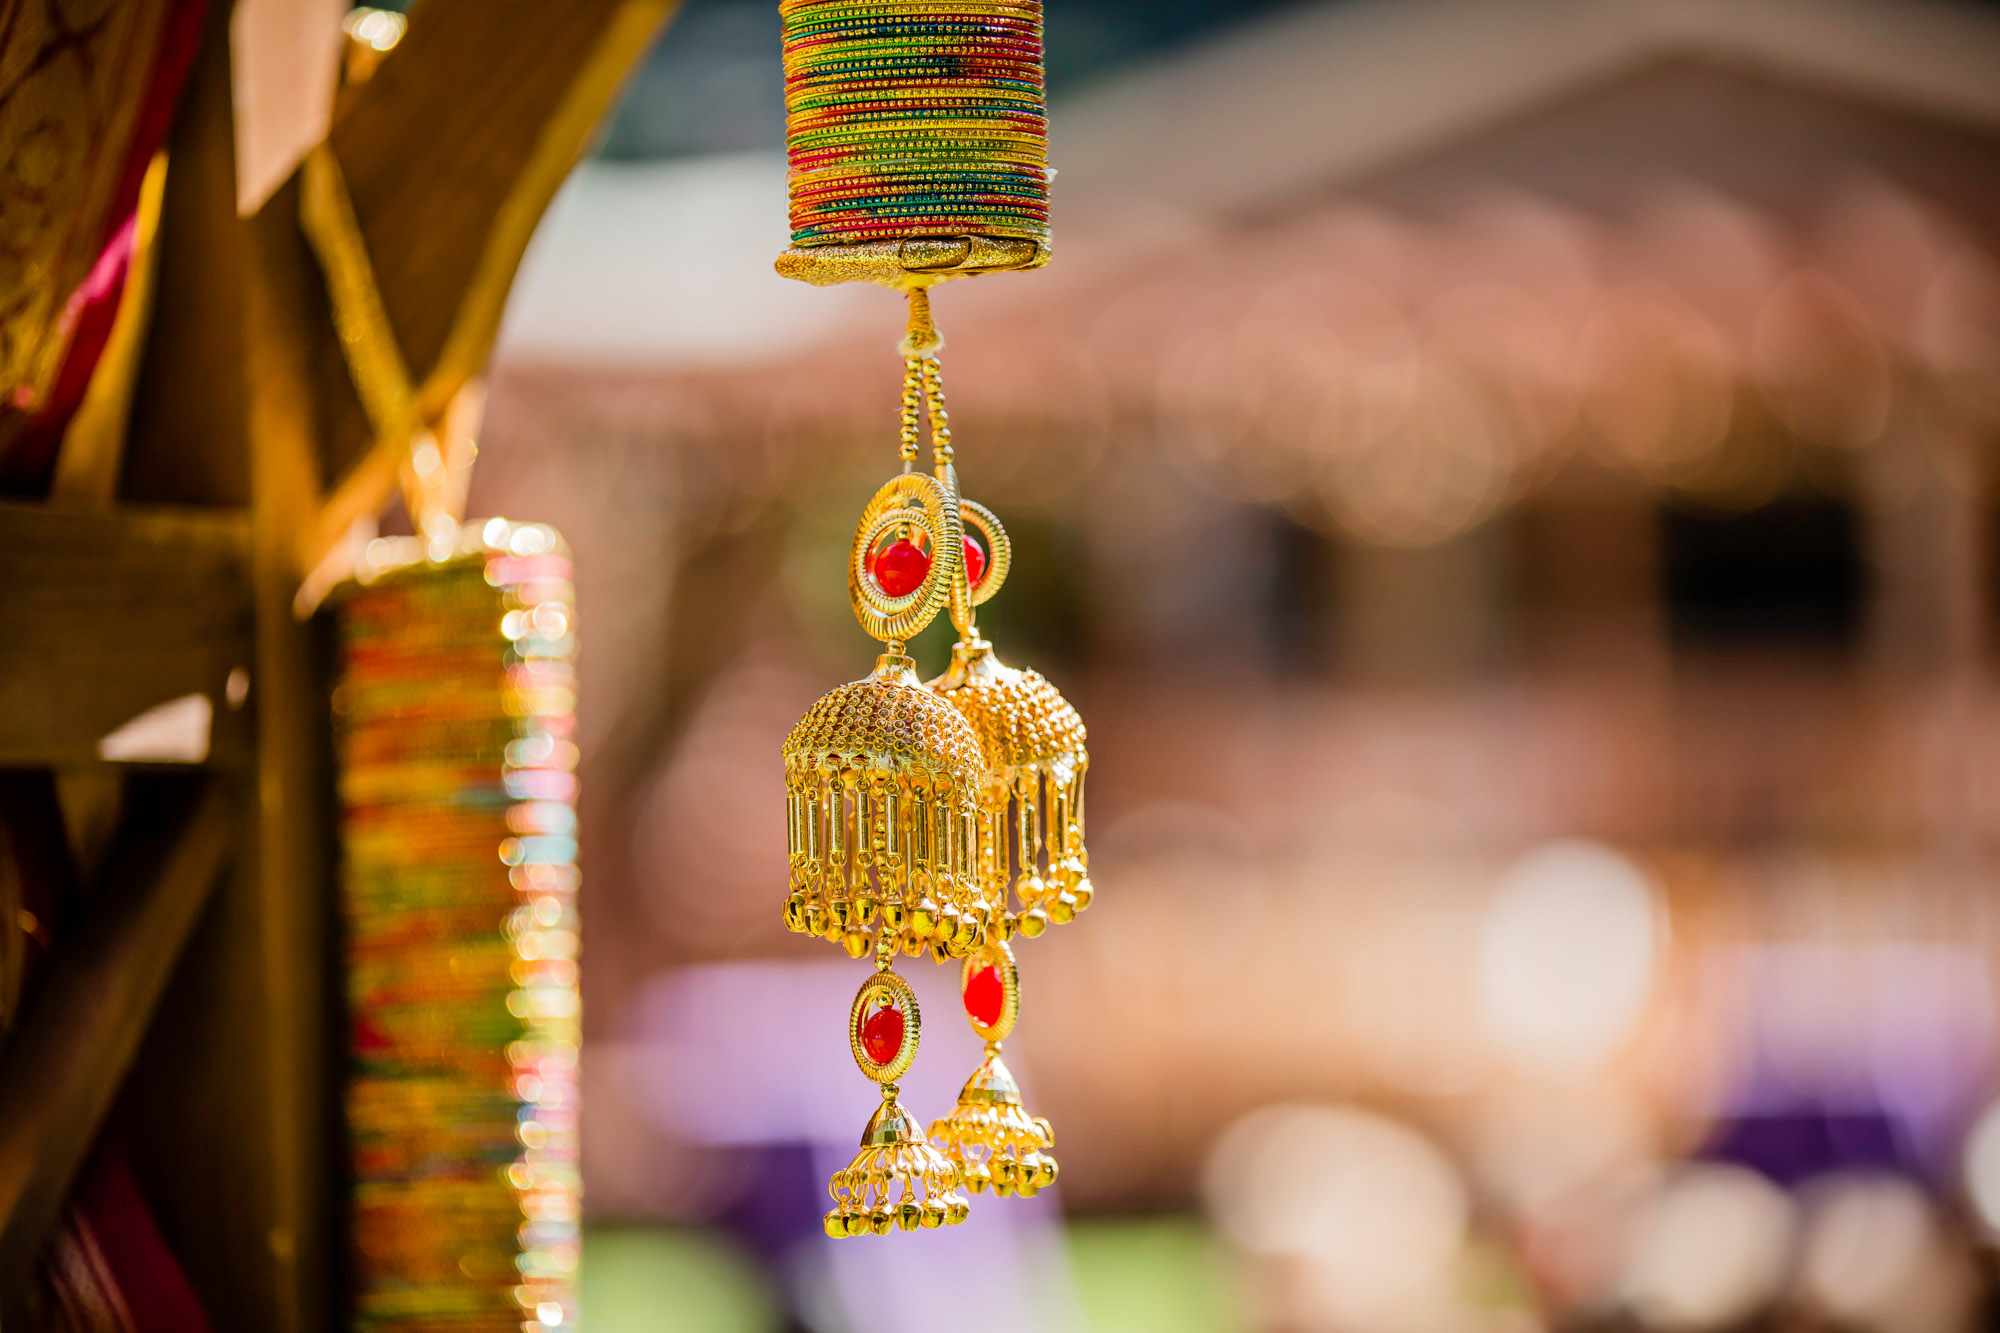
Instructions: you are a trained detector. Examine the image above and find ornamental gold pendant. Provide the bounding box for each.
[825,970,972,1236]
[782,460,989,963]
[928,940,1059,1197]
[929,497,1092,940]
[779,292,1092,1233]
[783,308,981,1231]
[776,0,1083,1228]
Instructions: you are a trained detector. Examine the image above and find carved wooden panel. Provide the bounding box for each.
[0,0,168,413]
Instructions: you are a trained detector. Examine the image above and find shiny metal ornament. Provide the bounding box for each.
[930,500,1093,940]
[848,469,963,644]
[826,970,973,1237]
[783,470,997,961]
[772,0,1075,1237]
[782,652,989,960]
[928,941,1058,1197]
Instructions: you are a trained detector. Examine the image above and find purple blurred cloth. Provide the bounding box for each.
[1701,942,1997,1187]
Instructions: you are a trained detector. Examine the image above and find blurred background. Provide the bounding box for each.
[461,0,2000,1328]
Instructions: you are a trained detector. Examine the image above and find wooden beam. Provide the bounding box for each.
[237,175,342,1333]
[0,501,252,768]
[121,0,257,509]
[302,0,675,487]
[0,780,235,1308]
[64,11,334,1325]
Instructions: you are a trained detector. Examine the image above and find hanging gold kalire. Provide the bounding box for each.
[774,0,1088,1236]
[932,496,1092,940]
[780,367,990,1233]
[824,970,973,1235]
[781,459,989,961]
[929,940,1059,1198]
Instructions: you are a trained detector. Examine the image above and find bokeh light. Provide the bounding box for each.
[1620,1164,1795,1330]
[1479,841,1662,1077]
[1964,1098,2000,1239]
[1204,1104,1469,1329]
[1795,1173,1968,1333]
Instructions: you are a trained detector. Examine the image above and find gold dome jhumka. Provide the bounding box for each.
[774,0,1088,1235]
[937,645,1091,937]
[928,940,1059,1198]
[782,643,987,961]
[823,970,973,1235]
[931,498,1092,941]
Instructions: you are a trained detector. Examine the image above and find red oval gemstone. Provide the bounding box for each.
[860,1002,904,1066]
[963,533,988,589]
[872,539,930,597]
[963,964,1005,1029]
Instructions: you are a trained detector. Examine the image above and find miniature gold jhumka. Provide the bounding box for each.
[773,0,1087,1236]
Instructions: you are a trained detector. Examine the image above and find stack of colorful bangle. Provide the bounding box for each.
[782,0,1049,248]
[335,522,582,1333]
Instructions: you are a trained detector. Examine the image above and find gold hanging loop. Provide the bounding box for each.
[899,285,945,360]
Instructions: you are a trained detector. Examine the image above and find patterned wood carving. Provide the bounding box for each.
[0,0,165,411]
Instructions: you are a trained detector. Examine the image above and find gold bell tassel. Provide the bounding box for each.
[783,291,1001,965]
[928,941,1058,1197]
[912,311,1092,938]
[782,642,984,961]
[779,389,982,960]
[824,954,973,1236]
